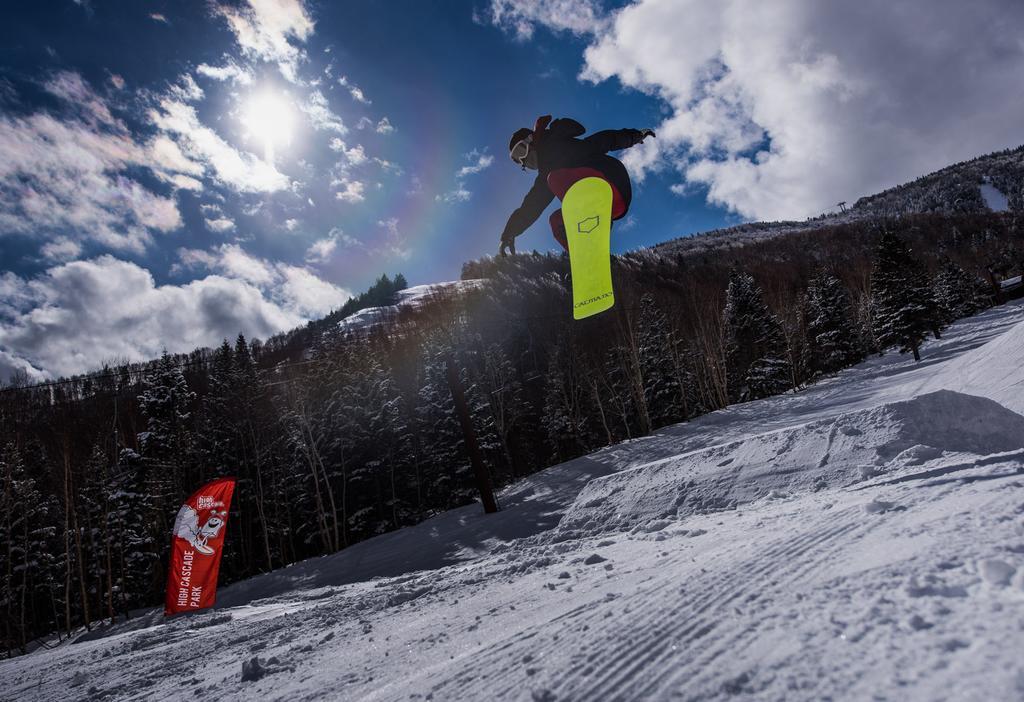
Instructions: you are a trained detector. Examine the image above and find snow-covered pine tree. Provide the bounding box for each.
[1,442,54,652]
[226,333,280,576]
[602,343,642,440]
[804,271,864,378]
[934,259,984,324]
[105,448,158,613]
[871,229,935,361]
[77,445,112,623]
[197,340,236,481]
[723,270,791,401]
[459,348,507,490]
[137,351,196,580]
[414,342,475,512]
[637,295,688,429]
[281,363,340,554]
[326,355,415,540]
[481,343,533,481]
[138,351,196,459]
[542,334,594,462]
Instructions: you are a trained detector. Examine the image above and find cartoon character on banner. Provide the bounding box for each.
[173,503,227,555]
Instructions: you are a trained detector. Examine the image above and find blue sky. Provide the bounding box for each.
[0,1,725,286]
[2,0,1022,381]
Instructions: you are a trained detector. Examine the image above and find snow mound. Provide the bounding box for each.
[909,318,1024,413]
[556,390,1024,536]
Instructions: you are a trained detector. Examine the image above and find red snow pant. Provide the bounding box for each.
[546,167,627,251]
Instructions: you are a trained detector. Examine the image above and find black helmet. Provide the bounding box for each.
[508,127,535,169]
[508,127,532,152]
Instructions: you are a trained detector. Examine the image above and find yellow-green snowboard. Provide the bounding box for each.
[563,177,615,320]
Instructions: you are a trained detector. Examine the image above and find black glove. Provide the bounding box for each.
[639,128,656,142]
[499,237,516,257]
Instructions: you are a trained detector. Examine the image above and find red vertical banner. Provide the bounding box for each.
[164,477,236,616]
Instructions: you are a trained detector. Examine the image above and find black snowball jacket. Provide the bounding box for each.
[500,118,645,244]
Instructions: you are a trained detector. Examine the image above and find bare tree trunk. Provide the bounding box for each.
[298,413,332,553]
[63,465,72,637]
[615,311,651,435]
[19,529,28,652]
[588,378,613,445]
[388,458,397,529]
[248,422,274,571]
[63,444,91,632]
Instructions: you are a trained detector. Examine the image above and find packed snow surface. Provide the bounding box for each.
[4,301,1024,702]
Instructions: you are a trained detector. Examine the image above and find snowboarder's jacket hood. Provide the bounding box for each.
[500,117,647,246]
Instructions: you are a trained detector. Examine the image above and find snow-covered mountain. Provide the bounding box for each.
[336,280,486,334]
[4,297,1023,701]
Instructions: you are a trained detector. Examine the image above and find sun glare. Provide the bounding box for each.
[240,89,296,163]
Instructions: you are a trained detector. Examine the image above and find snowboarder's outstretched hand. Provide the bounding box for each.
[639,128,656,141]
[499,237,516,257]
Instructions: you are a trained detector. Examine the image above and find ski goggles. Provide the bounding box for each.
[509,135,532,166]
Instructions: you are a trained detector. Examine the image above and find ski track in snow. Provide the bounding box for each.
[3,301,1024,702]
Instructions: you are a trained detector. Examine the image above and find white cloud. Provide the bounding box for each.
[284,218,300,231]
[109,74,126,90]
[278,264,347,315]
[205,216,236,233]
[0,349,46,385]
[185,244,351,314]
[149,13,168,24]
[482,0,606,40]
[436,185,471,203]
[169,174,204,191]
[149,135,204,176]
[338,76,371,104]
[216,243,276,285]
[196,60,254,85]
[572,0,1024,221]
[0,75,182,253]
[376,217,411,260]
[302,89,347,133]
[44,71,116,125]
[333,177,366,203]
[40,237,82,262]
[0,254,348,380]
[216,0,315,82]
[375,117,394,134]
[328,138,367,166]
[172,74,204,102]
[305,234,337,263]
[0,272,31,320]
[457,151,494,178]
[438,149,492,203]
[149,97,289,192]
[173,247,220,273]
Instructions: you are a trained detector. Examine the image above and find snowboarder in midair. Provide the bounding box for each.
[499,115,655,256]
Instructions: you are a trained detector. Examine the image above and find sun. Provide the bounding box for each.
[240,89,296,163]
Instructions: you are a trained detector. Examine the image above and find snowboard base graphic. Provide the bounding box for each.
[563,177,614,320]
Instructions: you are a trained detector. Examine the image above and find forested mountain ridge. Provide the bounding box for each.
[647,143,1024,260]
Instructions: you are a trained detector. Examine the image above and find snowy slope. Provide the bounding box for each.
[3,301,1024,702]
[336,280,486,333]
